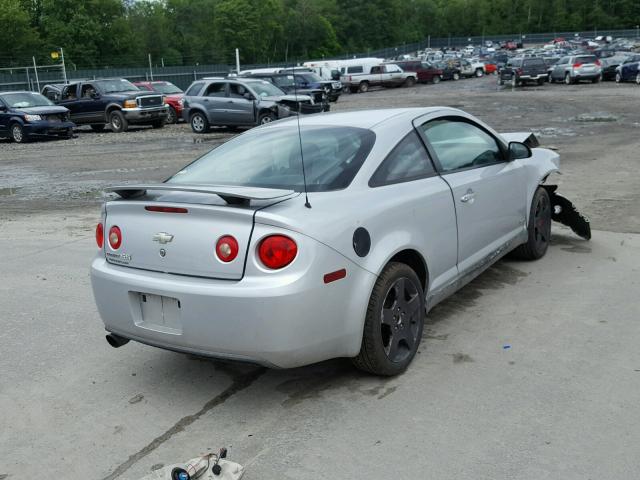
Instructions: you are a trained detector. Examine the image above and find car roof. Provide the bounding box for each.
[269,108,447,130]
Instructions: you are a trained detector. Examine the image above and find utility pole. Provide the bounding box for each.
[148,53,153,80]
[235,48,240,74]
[32,57,40,92]
[60,47,68,84]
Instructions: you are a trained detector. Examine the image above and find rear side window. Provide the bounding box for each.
[369,131,435,187]
[205,83,227,97]
[185,82,204,96]
[347,66,363,74]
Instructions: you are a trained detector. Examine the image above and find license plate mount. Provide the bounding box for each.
[134,292,182,334]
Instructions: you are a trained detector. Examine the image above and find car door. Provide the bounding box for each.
[226,83,255,125]
[57,84,81,121]
[0,97,8,137]
[384,64,404,85]
[369,65,384,86]
[552,57,569,80]
[201,82,228,123]
[417,116,527,276]
[78,83,104,123]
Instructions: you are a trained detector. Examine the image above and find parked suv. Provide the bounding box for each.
[499,57,548,86]
[391,60,444,83]
[134,81,184,123]
[182,78,322,133]
[614,55,640,83]
[342,64,417,93]
[42,78,168,132]
[0,91,74,143]
[549,55,602,84]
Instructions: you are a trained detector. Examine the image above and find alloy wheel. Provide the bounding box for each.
[380,277,422,363]
[192,114,205,132]
[11,124,24,143]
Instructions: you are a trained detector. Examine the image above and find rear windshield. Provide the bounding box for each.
[152,82,182,94]
[169,126,376,192]
[524,58,545,66]
[576,56,597,63]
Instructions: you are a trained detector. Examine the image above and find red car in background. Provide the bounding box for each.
[392,60,445,83]
[133,81,183,124]
[483,61,498,74]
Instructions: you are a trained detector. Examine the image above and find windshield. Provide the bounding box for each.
[95,79,139,93]
[300,73,323,82]
[152,82,182,94]
[272,76,295,88]
[247,80,285,97]
[169,126,376,192]
[1,92,54,108]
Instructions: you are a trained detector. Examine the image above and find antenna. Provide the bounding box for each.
[292,61,311,209]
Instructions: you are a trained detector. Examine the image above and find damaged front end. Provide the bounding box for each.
[542,185,591,240]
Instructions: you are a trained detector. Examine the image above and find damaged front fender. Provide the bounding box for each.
[542,185,591,240]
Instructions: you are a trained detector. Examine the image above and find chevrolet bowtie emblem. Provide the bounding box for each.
[152,232,174,244]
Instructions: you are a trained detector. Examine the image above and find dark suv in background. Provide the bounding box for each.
[239,73,330,111]
[499,57,548,86]
[392,60,444,83]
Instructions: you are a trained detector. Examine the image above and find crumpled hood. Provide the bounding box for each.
[16,105,69,115]
[263,94,312,103]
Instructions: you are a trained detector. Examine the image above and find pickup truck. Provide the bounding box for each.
[342,64,417,93]
[42,78,168,132]
[499,57,548,86]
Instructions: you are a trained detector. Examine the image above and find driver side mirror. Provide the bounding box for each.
[91,92,100,99]
[243,92,255,101]
[0,105,6,112]
[508,141,532,160]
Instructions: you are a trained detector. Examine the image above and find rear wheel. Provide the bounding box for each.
[10,122,26,143]
[511,187,551,260]
[190,111,209,133]
[358,81,370,93]
[636,73,640,85]
[403,76,416,87]
[475,68,484,77]
[592,74,601,84]
[353,262,425,376]
[564,73,572,85]
[432,75,441,84]
[109,110,128,133]
[90,124,105,133]
[615,72,622,83]
[452,72,460,81]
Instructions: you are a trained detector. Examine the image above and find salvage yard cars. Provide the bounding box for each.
[91,107,590,376]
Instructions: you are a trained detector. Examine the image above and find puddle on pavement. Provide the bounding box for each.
[0,187,22,196]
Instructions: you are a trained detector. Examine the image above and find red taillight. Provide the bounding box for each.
[573,62,582,68]
[108,226,122,250]
[258,235,297,269]
[145,206,189,213]
[96,223,104,248]
[216,235,239,263]
[595,59,601,67]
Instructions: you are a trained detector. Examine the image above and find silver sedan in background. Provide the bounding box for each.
[90,108,590,376]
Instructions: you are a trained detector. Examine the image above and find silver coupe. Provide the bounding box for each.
[91,108,590,376]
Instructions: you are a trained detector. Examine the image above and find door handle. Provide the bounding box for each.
[460,189,475,203]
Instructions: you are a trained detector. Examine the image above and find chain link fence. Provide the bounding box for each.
[2,28,639,92]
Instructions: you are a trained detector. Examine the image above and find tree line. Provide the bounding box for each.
[2,0,639,68]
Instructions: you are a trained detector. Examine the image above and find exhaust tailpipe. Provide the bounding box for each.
[106,333,130,348]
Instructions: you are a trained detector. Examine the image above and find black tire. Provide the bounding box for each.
[615,72,621,83]
[190,111,209,133]
[511,187,551,260]
[564,73,572,85]
[353,262,425,376]
[432,75,441,84]
[258,111,276,125]
[166,106,178,124]
[548,74,554,84]
[403,76,416,87]
[636,73,640,85]
[453,72,460,81]
[109,110,128,133]
[358,81,369,93]
[151,119,165,129]
[90,124,105,133]
[10,122,26,143]
[64,128,73,139]
[592,75,601,84]
[475,68,484,77]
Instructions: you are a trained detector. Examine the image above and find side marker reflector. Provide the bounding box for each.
[324,269,347,284]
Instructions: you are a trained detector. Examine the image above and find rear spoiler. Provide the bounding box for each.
[106,184,296,206]
[501,132,540,148]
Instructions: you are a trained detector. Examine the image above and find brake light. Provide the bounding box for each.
[108,226,122,250]
[145,206,188,213]
[96,223,104,248]
[258,235,297,269]
[573,62,582,68]
[595,59,601,66]
[216,235,239,262]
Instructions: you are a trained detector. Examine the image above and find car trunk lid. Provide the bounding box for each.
[102,184,296,280]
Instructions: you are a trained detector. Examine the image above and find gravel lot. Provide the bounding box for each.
[1,76,640,479]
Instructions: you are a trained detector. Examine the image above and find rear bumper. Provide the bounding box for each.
[573,72,601,81]
[122,106,168,123]
[90,228,376,368]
